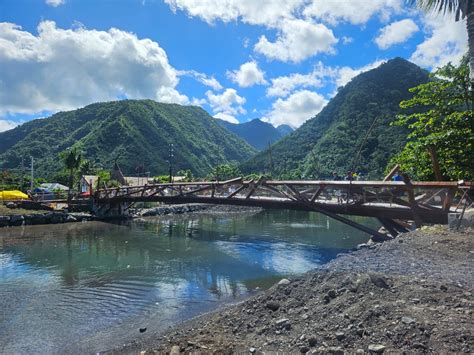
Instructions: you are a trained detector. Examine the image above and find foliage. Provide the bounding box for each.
[206,163,242,181]
[176,169,195,182]
[389,56,474,180]
[95,170,121,189]
[241,58,429,179]
[61,148,82,198]
[0,100,256,180]
[153,175,171,183]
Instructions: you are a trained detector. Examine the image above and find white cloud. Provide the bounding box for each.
[214,112,239,124]
[206,88,246,118]
[45,0,65,7]
[254,19,337,63]
[333,60,386,88]
[227,61,267,87]
[0,119,19,132]
[410,14,467,69]
[375,19,419,49]
[0,21,187,116]
[263,90,327,128]
[342,36,353,45]
[179,70,223,90]
[303,0,403,25]
[267,71,323,98]
[164,0,304,27]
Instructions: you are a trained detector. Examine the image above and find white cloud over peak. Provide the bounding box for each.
[375,19,419,49]
[0,119,19,132]
[0,21,187,116]
[332,60,386,88]
[267,70,324,98]
[410,14,467,69]
[45,0,65,7]
[254,19,337,63]
[227,61,267,87]
[206,88,246,123]
[303,0,403,25]
[214,112,239,124]
[263,90,327,128]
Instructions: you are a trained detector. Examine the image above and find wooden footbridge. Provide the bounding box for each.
[94,178,472,239]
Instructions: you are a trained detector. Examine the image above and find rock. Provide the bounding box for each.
[326,346,344,355]
[300,346,309,353]
[266,301,280,312]
[440,284,448,291]
[0,216,10,227]
[308,336,318,347]
[275,318,289,327]
[139,327,147,333]
[170,345,181,354]
[278,278,291,286]
[357,243,370,249]
[6,202,16,208]
[368,344,385,353]
[369,274,390,289]
[356,350,365,354]
[9,215,24,226]
[249,347,256,353]
[66,214,77,222]
[328,289,337,298]
[335,332,345,341]
[401,316,416,325]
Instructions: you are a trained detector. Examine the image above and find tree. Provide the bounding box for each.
[408,0,473,82]
[207,163,241,181]
[389,55,474,180]
[62,148,82,205]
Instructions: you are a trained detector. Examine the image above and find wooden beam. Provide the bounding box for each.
[384,164,400,181]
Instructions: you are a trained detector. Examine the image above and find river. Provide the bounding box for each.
[0,209,377,353]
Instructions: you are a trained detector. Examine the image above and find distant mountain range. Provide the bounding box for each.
[0,100,256,178]
[216,118,293,150]
[241,57,429,179]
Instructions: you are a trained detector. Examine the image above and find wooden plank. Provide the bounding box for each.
[383,164,400,181]
[246,176,264,199]
[310,186,325,203]
[227,182,249,199]
[442,188,456,212]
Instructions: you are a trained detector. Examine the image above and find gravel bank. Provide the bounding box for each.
[115,226,473,354]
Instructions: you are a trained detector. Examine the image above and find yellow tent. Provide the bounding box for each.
[0,190,29,200]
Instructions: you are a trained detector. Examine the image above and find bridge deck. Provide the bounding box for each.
[95,179,472,226]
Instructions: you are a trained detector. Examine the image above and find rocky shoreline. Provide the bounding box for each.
[0,203,259,228]
[114,225,473,354]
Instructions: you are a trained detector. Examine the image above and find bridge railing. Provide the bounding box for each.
[95,179,471,212]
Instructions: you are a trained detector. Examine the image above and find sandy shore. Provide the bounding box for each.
[112,224,473,354]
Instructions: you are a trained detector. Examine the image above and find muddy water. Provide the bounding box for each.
[0,209,376,353]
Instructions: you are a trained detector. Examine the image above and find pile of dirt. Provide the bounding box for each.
[117,226,473,354]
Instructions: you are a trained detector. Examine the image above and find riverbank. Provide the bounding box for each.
[116,225,473,354]
[0,203,257,228]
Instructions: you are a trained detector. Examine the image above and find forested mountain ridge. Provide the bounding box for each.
[0,100,257,178]
[217,118,291,150]
[241,58,430,179]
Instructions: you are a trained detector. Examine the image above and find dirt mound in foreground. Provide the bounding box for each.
[119,227,473,354]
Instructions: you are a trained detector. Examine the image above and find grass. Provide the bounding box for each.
[0,204,47,216]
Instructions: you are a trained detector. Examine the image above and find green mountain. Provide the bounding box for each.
[276,124,294,136]
[217,118,289,150]
[0,100,257,178]
[241,58,429,179]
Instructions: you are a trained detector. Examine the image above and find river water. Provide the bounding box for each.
[0,209,376,354]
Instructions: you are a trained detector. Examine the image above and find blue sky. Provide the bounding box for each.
[0,0,467,131]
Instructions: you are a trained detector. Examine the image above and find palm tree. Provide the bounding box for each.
[408,0,473,82]
[63,148,82,206]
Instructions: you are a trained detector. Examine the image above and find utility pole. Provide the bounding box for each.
[168,143,174,183]
[30,156,34,191]
[20,157,24,190]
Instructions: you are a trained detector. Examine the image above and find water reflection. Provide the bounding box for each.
[0,209,375,353]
